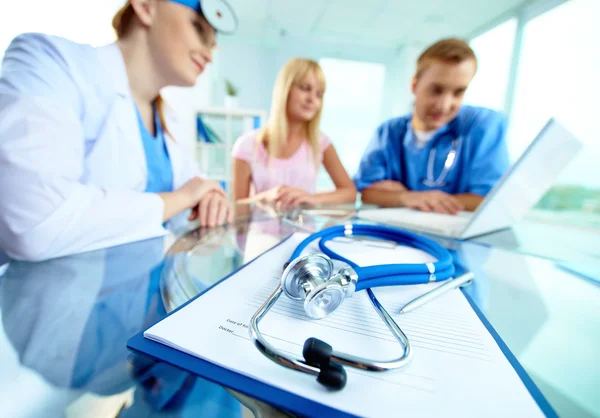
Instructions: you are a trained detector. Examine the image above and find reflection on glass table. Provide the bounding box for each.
[0,238,243,418]
[161,213,349,313]
[470,218,600,264]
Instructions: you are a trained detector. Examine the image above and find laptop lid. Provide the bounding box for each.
[461,119,583,239]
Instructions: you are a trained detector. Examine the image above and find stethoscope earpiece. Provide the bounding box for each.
[317,363,347,390]
[303,337,332,366]
[303,338,347,390]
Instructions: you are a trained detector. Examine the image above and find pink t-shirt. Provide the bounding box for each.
[232,129,332,195]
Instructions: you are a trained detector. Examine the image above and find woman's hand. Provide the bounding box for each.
[188,190,233,227]
[238,185,317,211]
[273,186,317,211]
[160,177,233,226]
[178,177,226,205]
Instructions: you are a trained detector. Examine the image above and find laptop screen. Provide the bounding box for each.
[462,119,583,238]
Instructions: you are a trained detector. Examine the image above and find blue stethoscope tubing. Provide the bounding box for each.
[290,224,455,289]
[250,223,457,390]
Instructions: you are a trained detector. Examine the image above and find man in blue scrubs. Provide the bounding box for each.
[354,38,509,214]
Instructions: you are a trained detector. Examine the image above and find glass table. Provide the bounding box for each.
[0,204,598,417]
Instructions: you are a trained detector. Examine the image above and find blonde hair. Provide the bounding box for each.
[259,58,326,167]
[416,38,478,79]
[112,1,171,138]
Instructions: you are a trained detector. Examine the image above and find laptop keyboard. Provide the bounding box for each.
[359,209,472,237]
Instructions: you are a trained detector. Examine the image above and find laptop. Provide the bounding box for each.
[358,119,583,239]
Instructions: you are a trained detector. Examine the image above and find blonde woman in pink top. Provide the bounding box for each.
[231,58,356,210]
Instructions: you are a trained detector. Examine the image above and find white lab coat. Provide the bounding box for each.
[0,33,201,261]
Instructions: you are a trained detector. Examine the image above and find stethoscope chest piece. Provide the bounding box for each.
[281,253,357,319]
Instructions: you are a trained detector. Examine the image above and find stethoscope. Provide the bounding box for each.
[419,135,464,188]
[249,224,456,390]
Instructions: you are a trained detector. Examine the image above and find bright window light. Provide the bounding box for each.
[317,58,386,190]
[465,18,518,112]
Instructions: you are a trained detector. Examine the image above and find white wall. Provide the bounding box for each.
[211,41,275,112]
[212,36,397,117]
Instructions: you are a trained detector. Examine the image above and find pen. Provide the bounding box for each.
[399,272,475,314]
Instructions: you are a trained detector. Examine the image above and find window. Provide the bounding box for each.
[0,1,120,60]
[465,18,518,112]
[317,58,386,191]
[508,0,600,226]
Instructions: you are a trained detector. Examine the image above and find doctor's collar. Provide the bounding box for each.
[168,0,238,34]
[445,112,462,137]
[407,113,453,137]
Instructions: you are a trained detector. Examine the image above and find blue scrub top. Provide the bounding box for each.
[354,105,509,196]
[136,105,174,194]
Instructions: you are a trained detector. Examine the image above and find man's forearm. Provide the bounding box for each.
[454,193,484,211]
[362,189,484,211]
[361,181,408,207]
[361,179,485,211]
[361,188,406,207]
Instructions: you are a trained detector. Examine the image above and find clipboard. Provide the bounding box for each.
[127,236,558,418]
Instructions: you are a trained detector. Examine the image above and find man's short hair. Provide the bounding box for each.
[416,38,478,78]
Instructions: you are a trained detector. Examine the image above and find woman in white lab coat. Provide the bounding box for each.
[0,0,238,261]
